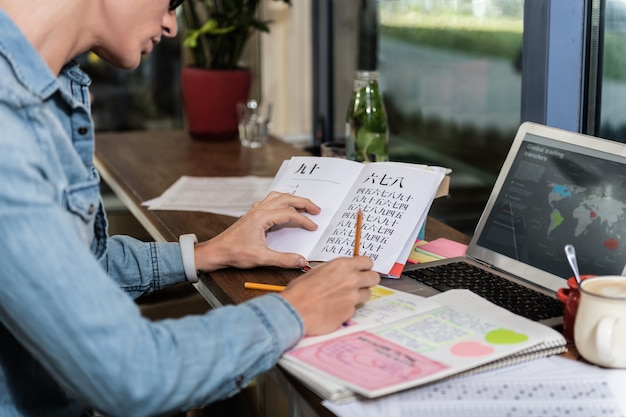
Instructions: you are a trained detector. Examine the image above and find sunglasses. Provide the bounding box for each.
[169,0,186,11]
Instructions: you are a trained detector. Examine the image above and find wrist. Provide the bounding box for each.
[179,233,198,283]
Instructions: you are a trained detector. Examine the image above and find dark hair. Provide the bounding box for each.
[169,0,185,11]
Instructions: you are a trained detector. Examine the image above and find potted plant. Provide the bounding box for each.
[180,0,290,140]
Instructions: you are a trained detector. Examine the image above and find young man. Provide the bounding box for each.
[0,1,380,416]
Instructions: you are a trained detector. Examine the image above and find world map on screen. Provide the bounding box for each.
[547,183,626,252]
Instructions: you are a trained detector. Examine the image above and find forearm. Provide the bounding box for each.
[3,247,303,417]
[101,236,187,299]
[43,295,303,416]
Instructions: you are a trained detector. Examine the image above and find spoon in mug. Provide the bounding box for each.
[564,244,582,285]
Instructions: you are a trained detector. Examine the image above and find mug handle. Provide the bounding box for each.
[596,315,619,364]
[556,288,569,304]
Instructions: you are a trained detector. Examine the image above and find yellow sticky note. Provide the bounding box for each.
[369,286,396,301]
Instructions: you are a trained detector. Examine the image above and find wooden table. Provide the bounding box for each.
[95,130,470,307]
[94,129,474,417]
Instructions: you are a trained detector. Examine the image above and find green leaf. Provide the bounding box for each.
[356,128,388,162]
[181,0,291,69]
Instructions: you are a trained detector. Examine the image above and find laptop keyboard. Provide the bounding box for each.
[404,262,564,321]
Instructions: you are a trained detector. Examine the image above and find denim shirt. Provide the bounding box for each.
[0,10,303,417]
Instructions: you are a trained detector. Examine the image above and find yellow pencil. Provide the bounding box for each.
[244,282,286,292]
[354,208,363,256]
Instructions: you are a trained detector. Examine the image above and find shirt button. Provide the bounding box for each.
[77,126,89,135]
[236,375,245,388]
[88,204,95,214]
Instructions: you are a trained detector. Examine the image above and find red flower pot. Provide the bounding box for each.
[181,67,251,140]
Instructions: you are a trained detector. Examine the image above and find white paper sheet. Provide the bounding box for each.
[323,356,626,417]
[145,176,273,217]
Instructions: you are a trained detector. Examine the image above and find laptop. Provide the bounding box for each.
[384,121,626,327]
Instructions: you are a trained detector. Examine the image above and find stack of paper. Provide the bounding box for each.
[143,176,273,217]
[323,355,626,417]
[407,237,468,264]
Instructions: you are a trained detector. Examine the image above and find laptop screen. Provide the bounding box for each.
[474,129,626,282]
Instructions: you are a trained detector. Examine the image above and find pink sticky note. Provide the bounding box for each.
[420,238,467,259]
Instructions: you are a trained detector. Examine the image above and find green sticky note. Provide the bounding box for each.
[485,329,529,344]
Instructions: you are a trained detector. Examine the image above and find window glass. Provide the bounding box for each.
[81,37,183,132]
[598,0,626,142]
[379,0,524,234]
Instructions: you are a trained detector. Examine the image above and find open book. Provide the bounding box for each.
[265,157,448,277]
[279,287,567,402]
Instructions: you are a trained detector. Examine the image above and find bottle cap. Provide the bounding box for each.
[357,0,378,71]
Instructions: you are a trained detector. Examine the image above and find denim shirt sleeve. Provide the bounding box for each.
[100,236,188,299]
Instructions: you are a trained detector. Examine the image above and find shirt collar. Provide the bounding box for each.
[0,9,89,100]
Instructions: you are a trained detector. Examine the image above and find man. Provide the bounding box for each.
[0,1,380,416]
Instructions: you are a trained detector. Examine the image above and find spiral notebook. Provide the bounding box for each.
[280,287,566,402]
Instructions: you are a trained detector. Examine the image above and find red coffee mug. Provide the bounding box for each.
[556,275,594,341]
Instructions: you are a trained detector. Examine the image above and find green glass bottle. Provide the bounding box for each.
[345,70,389,162]
[345,0,388,162]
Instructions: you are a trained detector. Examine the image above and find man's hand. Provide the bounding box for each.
[280,257,380,336]
[193,192,321,272]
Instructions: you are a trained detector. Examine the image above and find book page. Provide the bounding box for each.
[387,205,431,277]
[265,157,364,256]
[308,162,445,274]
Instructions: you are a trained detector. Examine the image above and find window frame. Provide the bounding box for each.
[312,0,601,142]
[521,0,600,135]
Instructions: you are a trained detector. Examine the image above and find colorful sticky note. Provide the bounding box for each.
[485,329,529,345]
[450,341,495,357]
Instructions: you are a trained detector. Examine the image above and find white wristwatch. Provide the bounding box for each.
[179,233,199,283]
